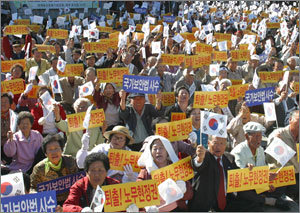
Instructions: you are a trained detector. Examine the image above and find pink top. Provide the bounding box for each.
[4,130,43,172]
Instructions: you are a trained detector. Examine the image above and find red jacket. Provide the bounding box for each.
[2,34,32,60]
[93,90,121,111]
[63,176,120,212]
[31,103,66,134]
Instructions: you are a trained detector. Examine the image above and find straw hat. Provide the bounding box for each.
[103,126,134,145]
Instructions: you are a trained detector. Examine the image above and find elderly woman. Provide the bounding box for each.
[76,125,137,183]
[54,98,105,156]
[93,82,121,129]
[31,87,66,136]
[164,86,190,121]
[63,152,119,212]
[4,111,43,173]
[137,135,193,212]
[30,133,78,205]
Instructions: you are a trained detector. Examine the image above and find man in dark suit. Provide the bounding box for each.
[189,135,262,212]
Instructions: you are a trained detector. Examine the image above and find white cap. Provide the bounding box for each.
[243,121,266,133]
[251,54,260,61]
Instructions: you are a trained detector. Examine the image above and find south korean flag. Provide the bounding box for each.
[201,111,227,138]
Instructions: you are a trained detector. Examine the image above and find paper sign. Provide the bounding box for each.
[212,51,228,61]
[161,54,185,66]
[102,180,159,212]
[97,67,129,84]
[96,26,115,33]
[258,71,284,83]
[57,64,83,77]
[46,29,69,39]
[27,85,41,98]
[156,118,193,142]
[214,33,232,41]
[123,75,160,94]
[171,113,186,121]
[1,59,25,73]
[184,54,212,68]
[230,79,243,85]
[180,33,197,42]
[195,43,213,55]
[37,171,85,194]
[151,156,194,185]
[14,19,30,25]
[228,84,249,100]
[194,91,229,108]
[245,87,275,107]
[66,109,105,132]
[266,22,280,29]
[1,79,25,94]
[1,191,57,212]
[227,166,269,193]
[36,45,56,53]
[108,149,142,172]
[255,166,296,194]
[231,50,250,61]
[4,25,29,35]
[148,92,175,106]
[84,39,118,53]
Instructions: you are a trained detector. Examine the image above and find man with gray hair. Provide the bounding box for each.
[231,122,290,210]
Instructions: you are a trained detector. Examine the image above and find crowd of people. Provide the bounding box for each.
[1,1,299,212]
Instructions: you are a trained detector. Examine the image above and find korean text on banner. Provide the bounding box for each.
[156,118,193,142]
[230,79,243,85]
[1,79,25,95]
[4,25,29,35]
[123,75,160,94]
[151,156,194,185]
[255,166,296,194]
[1,190,57,213]
[1,59,26,73]
[37,171,86,194]
[161,54,185,66]
[194,91,229,108]
[245,87,275,107]
[195,43,213,55]
[214,33,232,41]
[84,39,118,53]
[227,166,269,193]
[46,29,69,39]
[108,149,142,172]
[57,64,83,77]
[231,50,250,61]
[148,92,175,106]
[14,19,30,25]
[259,71,284,83]
[228,84,249,100]
[36,45,56,53]
[184,54,211,68]
[102,180,160,212]
[171,113,186,121]
[212,51,228,62]
[66,108,105,132]
[97,67,129,84]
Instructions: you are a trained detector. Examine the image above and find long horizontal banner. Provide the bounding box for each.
[37,171,85,194]
[1,79,25,95]
[160,54,211,67]
[108,149,142,172]
[245,87,275,107]
[151,156,194,185]
[228,84,249,100]
[1,59,26,73]
[102,180,159,212]
[148,92,175,106]
[123,75,160,94]
[66,108,105,132]
[57,64,83,77]
[97,67,129,84]
[156,118,192,142]
[1,190,57,212]
[227,166,269,193]
[46,29,69,39]
[255,166,296,194]
[194,91,229,108]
